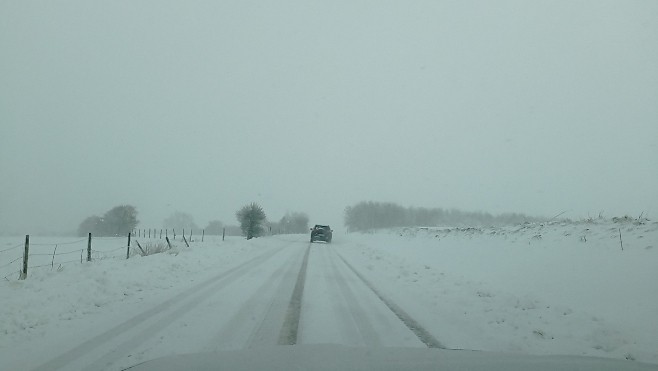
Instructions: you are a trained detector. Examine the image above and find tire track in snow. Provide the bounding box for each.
[203,247,300,351]
[31,245,287,371]
[323,246,383,346]
[277,244,311,345]
[333,248,447,349]
[245,244,307,348]
[303,246,377,345]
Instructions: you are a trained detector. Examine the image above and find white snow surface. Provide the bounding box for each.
[1,218,657,370]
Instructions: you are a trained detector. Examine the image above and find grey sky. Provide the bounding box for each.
[2,1,657,235]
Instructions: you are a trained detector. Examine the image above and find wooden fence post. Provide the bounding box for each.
[222,227,225,241]
[190,229,193,242]
[87,233,92,262]
[166,236,172,249]
[51,245,58,268]
[135,240,146,255]
[127,232,131,259]
[182,235,190,248]
[202,229,205,242]
[20,235,29,280]
[160,229,162,239]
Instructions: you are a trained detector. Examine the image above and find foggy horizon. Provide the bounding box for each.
[2,1,657,236]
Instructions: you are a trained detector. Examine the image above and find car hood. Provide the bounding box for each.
[123,345,658,371]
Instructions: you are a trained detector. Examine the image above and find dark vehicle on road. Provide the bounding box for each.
[310,225,332,243]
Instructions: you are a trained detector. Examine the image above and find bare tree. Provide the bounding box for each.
[103,205,139,236]
[236,202,266,239]
[77,215,103,237]
[204,220,224,235]
[163,211,199,231]
[77,205,139,236]
[344,201,541,231]
[279,212,309,234]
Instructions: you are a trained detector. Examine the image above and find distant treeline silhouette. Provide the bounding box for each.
[344,201,541,231]
[78,205,139,237]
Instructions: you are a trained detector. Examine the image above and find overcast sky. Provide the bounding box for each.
[1,0,657,235]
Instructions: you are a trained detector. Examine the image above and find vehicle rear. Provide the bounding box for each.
[310,225,332,243]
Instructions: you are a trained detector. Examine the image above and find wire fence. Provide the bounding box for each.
[0,242,24,254]
[0,229,219,281]
[1,235,130,281]
[29,237,87,246]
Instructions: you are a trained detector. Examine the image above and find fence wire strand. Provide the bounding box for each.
[97,236,127,241]
[3,271,20,281]
[0,243,24,254]
[29,249,84,257]
[30,259,81,269]
[96,247,126,254]
[0,256,23,269]
[30,238,86,246]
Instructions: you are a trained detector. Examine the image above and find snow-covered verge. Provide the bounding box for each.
[0,236,283,365]
[335,218,658,364]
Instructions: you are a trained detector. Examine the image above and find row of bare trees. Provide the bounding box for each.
[344,201,541,232]
[235,204,310,239]
[77,204,309,240]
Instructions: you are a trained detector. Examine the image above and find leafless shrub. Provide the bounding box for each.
[131,242,171,257]
[612,213,649,225]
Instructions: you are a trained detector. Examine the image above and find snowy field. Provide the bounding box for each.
[338,219,658,362]
[1,218,657,370]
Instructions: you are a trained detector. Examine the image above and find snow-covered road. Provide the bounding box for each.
[31,242,300,370]
[2,219,657,370]
[7,237,440,371]
[300,244,431,348]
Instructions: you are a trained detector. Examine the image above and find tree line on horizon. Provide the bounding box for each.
[344,201,541,232]
[77,204,309,239]
[234,205,310,239]
[77,205,139,237]
[77,201,539,238]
